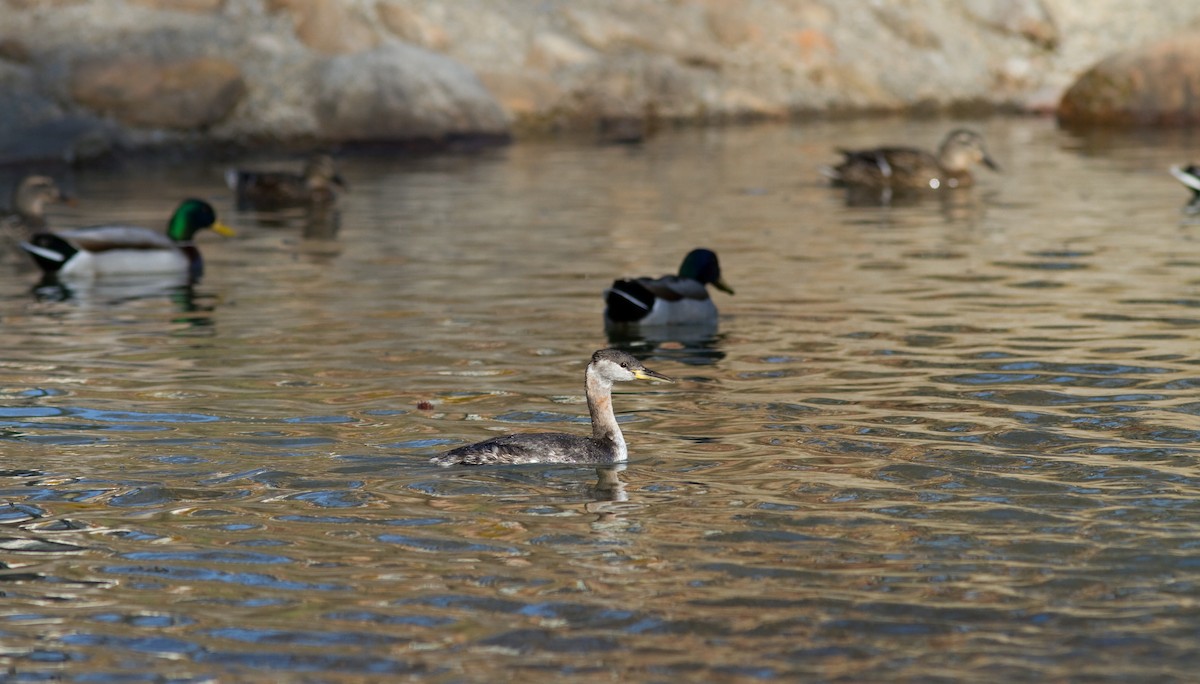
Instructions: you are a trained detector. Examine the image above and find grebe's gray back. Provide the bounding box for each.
[433,349,672,466]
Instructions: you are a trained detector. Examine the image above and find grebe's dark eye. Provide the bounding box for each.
[620,362,630,369]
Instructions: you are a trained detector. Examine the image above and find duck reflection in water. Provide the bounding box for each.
[297,205,343,263]
[606,328,727,366]
[836,182,993,228]
[31,275,217,327]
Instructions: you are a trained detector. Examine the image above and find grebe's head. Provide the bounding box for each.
[589,349,673,384]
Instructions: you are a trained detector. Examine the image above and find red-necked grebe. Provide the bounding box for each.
[434,349,672,466]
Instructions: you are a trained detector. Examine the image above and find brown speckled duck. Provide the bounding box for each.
[2,176,72,233]
[226,154,347,208]
[823,129,999,191]
[1,176,73,262]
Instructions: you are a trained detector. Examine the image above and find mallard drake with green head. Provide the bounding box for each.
[226,154,347,207]
[1169,164,1200,214]
[20,198,235,282]
[604,248,734,327]
[823,129,999,191]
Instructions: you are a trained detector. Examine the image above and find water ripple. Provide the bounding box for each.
[100,565,345,592]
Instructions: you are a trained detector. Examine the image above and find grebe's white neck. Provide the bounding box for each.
[585,363,627,461]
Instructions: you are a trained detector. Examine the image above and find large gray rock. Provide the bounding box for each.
[315,43,510,141]
[0,0,513,160]
[70,56,246,130]
[266,0,380,55]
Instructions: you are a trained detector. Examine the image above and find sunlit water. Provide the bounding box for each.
[3,118,1200,681]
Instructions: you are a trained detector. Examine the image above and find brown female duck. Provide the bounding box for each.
[824,129,999,191]
[2,176,72,233]
[1,176,73,262]
[226,154,347,207]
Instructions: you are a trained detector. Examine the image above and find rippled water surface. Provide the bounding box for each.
[4,118,1200,681]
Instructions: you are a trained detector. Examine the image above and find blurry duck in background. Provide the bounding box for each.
[822,129,999,196]
[3,176,73,233]
[1,176,74,261]
[604,248,734,328]
[597,115,656,146]
[226,154,347,209]
[1169,164,1200,214]
[20,198,234,283]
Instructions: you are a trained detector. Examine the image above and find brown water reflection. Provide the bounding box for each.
[3,118,1200,681]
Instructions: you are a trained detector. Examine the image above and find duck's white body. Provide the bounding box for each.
[25,225,192,280]
[57,249,192,279]
[614,286,719,326]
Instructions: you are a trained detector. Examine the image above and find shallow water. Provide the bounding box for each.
[4,117,1200,681]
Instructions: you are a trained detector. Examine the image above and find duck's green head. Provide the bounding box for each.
[678,248,734,295]
[167,198,236,242]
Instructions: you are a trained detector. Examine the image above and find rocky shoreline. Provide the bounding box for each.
[2,0,1199,164]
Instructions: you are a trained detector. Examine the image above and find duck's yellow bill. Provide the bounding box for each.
[210,221,236,237]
